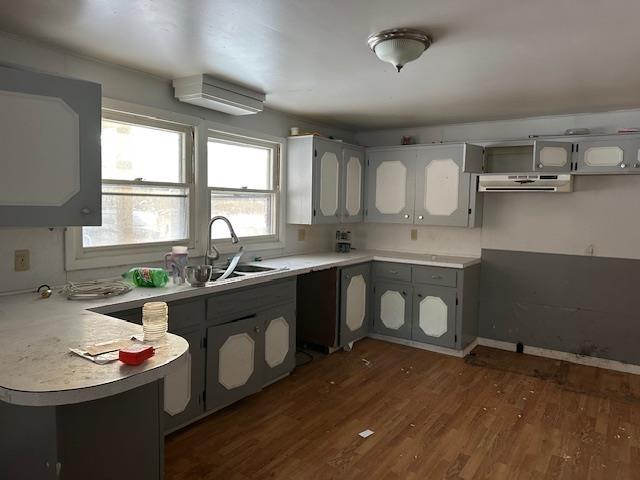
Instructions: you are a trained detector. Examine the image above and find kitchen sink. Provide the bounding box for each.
[232,264,277,273]
[210,270,243,281]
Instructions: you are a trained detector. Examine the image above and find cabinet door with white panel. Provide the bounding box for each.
[261,303,296,385]
[575,137,640,174]
[372,280,412,340]
[205,315,264,411]
[339,263,371,346]
[340,146,365,223]
[532,140,573,173]
[0,65,101,226]
[414,145,472,227]
[411,284,457,348]
[313,137,344,223]
[365,149,416,224]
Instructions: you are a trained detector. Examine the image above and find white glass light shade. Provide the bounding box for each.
[373,38,427,71]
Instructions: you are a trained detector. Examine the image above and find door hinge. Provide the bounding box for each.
[314,149,318,157]
[455,297,459,305]
[201,390,206,405]
[202,336,207,349]
[313,208,316,216]
[468,208,472,214]
[455,334,458,342]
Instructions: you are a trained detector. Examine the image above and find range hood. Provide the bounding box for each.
[478,174,573,192]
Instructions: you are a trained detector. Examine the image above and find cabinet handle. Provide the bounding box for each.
[80,207,91,215]
[537,163,543,169]
[431,275,443,280]
[388,270,398,274]
[417,294,423,298]
[402,291,407,296]
[403,214,410,219]
[418,215,424,220]
[621,163,627,169]
[255,326,261,333]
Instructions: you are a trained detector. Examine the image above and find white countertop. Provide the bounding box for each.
[0,249,478,407]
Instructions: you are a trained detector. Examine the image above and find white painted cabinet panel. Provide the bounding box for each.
[339,263,371,346]
[286,135,365,225]
[411,284,457,348]
[0,65,101,226]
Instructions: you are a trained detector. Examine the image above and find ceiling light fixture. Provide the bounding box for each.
[367,28,432,72]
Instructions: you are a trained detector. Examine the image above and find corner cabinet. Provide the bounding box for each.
[0,65,101,226]
[287,135,365,225]
[365,143,483,227]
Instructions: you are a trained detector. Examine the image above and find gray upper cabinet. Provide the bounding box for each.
[286,135,365,225]
[414,145,472,227]
[411,284,457,348]
[574,136,640,174]
[365,148,416,224]
[532,140,573,173]
[339,263,371,346]
[366,143,482,227]
[0,65,101,226]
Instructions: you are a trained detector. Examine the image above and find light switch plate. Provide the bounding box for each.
[14,249,30,271]
[410,229,418,241]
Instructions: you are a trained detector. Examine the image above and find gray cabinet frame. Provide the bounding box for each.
[372,280,413,340]
[340,146,365,223]
[0,65,101,227]
[261,303,297,385]
[312,137,344,223]
[574,137,640,174]
[532,140,573,173]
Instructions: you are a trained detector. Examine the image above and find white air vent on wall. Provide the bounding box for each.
[172,74,265,115]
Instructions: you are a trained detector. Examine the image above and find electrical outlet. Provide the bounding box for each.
[14,249,30,272]
[297,228,306,241]
[410,229,418,241]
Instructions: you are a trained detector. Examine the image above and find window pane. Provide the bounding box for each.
[102,119,184,183]
[83,185,189,247]
[210,192,274,239]
[208,140,272,189]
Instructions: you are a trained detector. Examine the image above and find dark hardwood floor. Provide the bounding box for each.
[165,339,640,479]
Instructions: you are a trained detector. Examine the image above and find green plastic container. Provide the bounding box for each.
[122,267,169,288]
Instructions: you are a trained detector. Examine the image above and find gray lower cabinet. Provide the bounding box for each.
[411,284,457,348]
[164,327,205,432]
[262,303,297,385]
[205,314,265,411]
[372,280,412,340]
[339,263,371,346]
[0,64,102,227]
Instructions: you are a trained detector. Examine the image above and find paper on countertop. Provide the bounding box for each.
[70,336,143,364]
[69,348,120,365]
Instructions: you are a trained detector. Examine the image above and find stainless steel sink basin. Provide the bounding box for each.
[210,270,243,281]
[232,264,277,273]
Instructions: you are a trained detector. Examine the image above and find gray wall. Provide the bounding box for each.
[479,249,640,364]
[0,31,351,293]
[353,110,640,261]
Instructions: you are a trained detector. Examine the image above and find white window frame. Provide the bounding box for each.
[206,129,284,254]
[65,102,197,270]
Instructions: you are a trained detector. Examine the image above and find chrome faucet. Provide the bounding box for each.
[206,216,239,265]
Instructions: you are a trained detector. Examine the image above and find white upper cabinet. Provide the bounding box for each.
[533,141,573,173]
[0,65,101,226]
[341,147,364,222]
[366,143,483,227]
[286,135,365,225]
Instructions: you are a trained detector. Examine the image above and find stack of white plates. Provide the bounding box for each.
[142,301,168,341]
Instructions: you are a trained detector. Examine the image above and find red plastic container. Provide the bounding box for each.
[119,345,155,365]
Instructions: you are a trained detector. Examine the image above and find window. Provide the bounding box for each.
[207,132,280,242]
[82,111,193,249]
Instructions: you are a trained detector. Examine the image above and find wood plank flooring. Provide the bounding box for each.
[165,339,640,479]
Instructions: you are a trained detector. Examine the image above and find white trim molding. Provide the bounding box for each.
[477,337,640,376]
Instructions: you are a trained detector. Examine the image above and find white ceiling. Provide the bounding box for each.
[1,0,640,129]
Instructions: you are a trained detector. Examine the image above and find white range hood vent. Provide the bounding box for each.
[172,74,265,115]
[478,173,573,193]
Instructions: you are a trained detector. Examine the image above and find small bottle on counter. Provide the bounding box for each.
[122,267,169,288]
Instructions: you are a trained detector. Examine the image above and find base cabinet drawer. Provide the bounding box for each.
[373,261,412,283]
[413,265,457,288]
[411,285,457,348]
[372,281,412,340]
